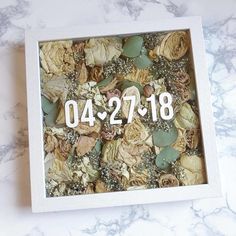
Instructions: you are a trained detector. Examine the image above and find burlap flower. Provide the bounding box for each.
[40,40,75,76]
[155,31,190,61]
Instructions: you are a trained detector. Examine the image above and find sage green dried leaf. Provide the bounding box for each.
[153,125,178,147]
[97,76,113,89]
[155,146,179,169]
[45,101,59,127]
[41,95,58,114]
[93,140,102,154]
[134,54,153,69]
[122,36,143,58]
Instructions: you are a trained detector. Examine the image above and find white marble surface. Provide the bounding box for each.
[0,0,236,235]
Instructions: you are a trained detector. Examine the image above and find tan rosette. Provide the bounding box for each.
[158,174,179,188]
[155,31,190,61]
[123,118,148,145]
[40,40,75,76]
[121,86,140,119]
[179,154,206,185]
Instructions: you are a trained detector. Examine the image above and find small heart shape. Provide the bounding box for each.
[97,111,107,120]
[138,107,147,117]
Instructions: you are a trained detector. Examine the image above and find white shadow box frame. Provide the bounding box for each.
[25,16,221,213]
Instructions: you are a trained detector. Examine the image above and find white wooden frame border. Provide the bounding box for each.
[25,16,221,213]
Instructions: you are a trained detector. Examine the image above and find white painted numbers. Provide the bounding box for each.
[65,92,174,127]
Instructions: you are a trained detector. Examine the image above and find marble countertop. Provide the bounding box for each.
[0,0,236,235]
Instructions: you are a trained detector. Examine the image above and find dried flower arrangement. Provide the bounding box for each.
[39,30,206,197]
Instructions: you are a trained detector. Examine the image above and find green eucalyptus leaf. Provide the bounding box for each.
[45,102,59,127]
[93,140,102,154]
[155,146,179,169]
[140,46,148,55]
[120,80,143,95]
[153,125,178,147]
[97,76,113,89]
[41,95,57,114]
[134,54,153,69]
[122,36,143,58]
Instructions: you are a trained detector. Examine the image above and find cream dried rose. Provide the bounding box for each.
[84,37,122,66]
[155,31,190,60]
[179,154,206,185]
[117,141,150,167]
[174,103,199,129]
[158,174,179,188]
[40,40,75,76]
[124,118,148,145]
